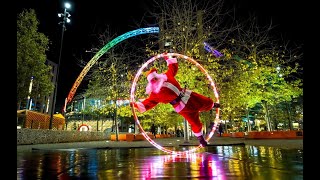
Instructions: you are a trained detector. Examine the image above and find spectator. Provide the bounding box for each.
[151,123,156,138]
[218,124,223,137]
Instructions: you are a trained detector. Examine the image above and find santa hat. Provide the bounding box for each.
[146,68,158,82]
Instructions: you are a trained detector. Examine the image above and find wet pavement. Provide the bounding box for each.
[17,137,303,179]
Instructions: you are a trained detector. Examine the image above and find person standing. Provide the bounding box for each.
[218,123,223,137]
[151,123,157,138]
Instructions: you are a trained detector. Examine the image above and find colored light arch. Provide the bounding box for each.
[66,27,159,104]
[130,52,220,155]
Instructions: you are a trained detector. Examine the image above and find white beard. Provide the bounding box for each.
[145,73,167,94]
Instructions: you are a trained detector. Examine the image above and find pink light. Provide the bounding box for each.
[130,52,220,154]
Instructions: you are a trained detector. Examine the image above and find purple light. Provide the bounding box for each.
[203,42,223,58]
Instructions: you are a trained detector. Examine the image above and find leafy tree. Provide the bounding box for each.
[220,17,303,131]
[17,9,54,110]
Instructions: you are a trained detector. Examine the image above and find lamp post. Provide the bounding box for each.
[49,2,71,129]
[26,76,34,110]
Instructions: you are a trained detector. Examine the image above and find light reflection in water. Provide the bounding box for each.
[215,146,303,180]
[17,145,303,179]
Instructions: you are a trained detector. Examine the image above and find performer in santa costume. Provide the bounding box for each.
[133,54,220,147]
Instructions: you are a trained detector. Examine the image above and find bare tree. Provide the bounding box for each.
[147,0,237,56]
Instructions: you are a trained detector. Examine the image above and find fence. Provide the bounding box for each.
[17,110,65,130]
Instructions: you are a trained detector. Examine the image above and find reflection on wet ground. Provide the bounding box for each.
[17,145,303,179]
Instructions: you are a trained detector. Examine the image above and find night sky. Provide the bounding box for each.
[17,0,304,112]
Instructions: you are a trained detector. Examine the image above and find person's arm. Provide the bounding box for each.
[164,55,178,77]
[132,95,159,113]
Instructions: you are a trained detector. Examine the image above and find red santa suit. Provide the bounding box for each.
[134,57,215,137]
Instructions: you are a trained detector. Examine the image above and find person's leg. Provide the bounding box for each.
[177,94,214,147]
[180,111,202,134]
[189,92,214,112]
[179,111,207,147]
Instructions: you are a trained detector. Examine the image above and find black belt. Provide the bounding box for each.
[170,92,184,105]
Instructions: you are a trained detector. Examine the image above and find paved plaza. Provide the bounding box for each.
[17,136,303,152]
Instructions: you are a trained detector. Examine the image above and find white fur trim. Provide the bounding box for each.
[211,102,215,109]
[193,131,203,137]
[162,82,180,95]
[147,71,158,82]
[136,102,146,113]
[162,82,192,113]
[175,101,186,113]
[174,90,191,112]
[145,74,168,94]
[166,58,177,66]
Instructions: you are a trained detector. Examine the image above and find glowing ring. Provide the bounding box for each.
[130,52,220,155]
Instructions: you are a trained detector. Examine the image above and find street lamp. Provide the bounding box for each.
[26,76,34,110]
[276,65,283,77]
[49,2,71,129]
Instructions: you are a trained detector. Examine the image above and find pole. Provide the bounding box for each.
[183,119,190,143]
[247,107,251,132]
[26,76,34,110]
[286,102,293,130]
[49,8,66,129]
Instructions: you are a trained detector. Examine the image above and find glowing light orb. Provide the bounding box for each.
[130,52,220,155]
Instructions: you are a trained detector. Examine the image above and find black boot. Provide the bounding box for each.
[196,135,207,147]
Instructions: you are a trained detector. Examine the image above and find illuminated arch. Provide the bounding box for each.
[130,52,220,155]
[66,27,159,104]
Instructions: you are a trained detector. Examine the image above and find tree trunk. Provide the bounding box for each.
[263,101,272,131]
[114,106,119,141]
[96,115,99,131]
[246,107,251,132]
[183,119,190,143]
[286,102,293,130]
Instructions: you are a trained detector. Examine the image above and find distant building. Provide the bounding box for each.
[24,59,57,114]
[44,59,58,115]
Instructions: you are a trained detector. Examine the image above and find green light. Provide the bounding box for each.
[67,27,159,103]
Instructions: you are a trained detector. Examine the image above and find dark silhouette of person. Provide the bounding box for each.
[151,123,157,138]
[219,124,223,137]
